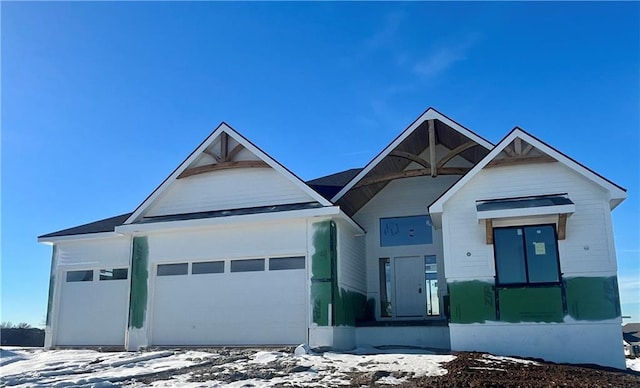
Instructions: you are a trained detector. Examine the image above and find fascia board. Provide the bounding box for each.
[476,203,576,221]
[331,108,493,203]
[37,231,122,244]
[115,206,342,235]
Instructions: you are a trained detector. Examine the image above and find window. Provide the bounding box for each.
[230,259,265,272]
[66,270,93,282]
[380,215,432,247]
[269,256,305,271]
[99,268,128,280]
[493,225,560,285]
[379,258,392,317]
[424,255,439,316]
[157,263,188,276]
[192,261,224,275]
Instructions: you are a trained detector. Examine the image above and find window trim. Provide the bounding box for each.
[492,223,563,288]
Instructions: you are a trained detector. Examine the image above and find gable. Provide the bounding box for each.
[125,123,331,224]
[334,108,493,216]
[429,128,627,220]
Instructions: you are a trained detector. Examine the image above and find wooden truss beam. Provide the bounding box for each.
[485,155,556,168]
[558,213,567,240]
[354,167,470,188]
[224,143,245,162]
[390,150,430,168]
[178,160,269,179]
[428,119,437,177]
[437,141,478,168]
[485,219,493,244]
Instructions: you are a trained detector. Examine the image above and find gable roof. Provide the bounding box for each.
[429,127,627,218]
[124,122,333,224]
[331,107,494,215]
[307,168,363,200]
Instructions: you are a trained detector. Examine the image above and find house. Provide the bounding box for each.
[38,108,627,369]
[623,323,640,358]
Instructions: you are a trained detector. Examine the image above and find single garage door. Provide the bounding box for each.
[56,268,129,346]
[151,256,307,346]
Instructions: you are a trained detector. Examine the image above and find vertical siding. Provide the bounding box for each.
[443,162,616,281]
[145,168,316,217]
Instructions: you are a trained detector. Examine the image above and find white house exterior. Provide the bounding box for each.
[39,108,627,369]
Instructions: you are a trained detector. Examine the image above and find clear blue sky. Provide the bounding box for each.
[2,2,638,327]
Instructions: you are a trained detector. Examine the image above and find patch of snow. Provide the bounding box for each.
[377,375,407,385]
[627,358,640,372]
[0,347,213,388]
[480,354,540,366]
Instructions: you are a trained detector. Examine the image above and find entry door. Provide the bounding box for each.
[394,256,425,317]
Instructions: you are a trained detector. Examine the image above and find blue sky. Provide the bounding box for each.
[2,2,638,326]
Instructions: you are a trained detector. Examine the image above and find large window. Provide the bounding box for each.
[380,215,433,247]
[493,224,560,285]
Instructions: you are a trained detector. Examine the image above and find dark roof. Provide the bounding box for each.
[138,202,322,223]
[307,168,362,200]
[38,213,132,239]
[476,194,573,212]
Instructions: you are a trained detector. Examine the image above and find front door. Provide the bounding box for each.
[394,256,425,317]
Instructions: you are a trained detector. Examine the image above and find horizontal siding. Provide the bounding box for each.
[443,162,616,280]
[145,168,315,217]
[56,237,130,269]
[147,219,308,262]
[337,220,366,293]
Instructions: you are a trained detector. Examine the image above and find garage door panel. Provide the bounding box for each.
[57,277,129,346]
[151,266,307,345]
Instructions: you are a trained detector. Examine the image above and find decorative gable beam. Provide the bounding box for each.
[429,119,437,177]
[486,154,557,168]
[390,150,430,168]
[354,166,470,188]
[437,141,478,168]
[177,160,269,179]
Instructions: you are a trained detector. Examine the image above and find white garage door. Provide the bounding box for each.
[56,268,129,346]
[151,257,307,346]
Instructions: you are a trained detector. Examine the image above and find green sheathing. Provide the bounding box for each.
[310,220,367,327]
[45,245,58,326]
[310,221,335,326]
[334,288,368,326]
[128,236,149,329]
[565,276,621,321]
[448,281,496,324]
[498,287,564,323]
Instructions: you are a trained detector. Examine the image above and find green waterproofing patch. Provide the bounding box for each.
[498,287,564,323]
[565,276,621,321]
[310,221,334,326]
[45,245,57,326]
[128,236,149,329]
[448,280,496,324]
[333,288,368,326]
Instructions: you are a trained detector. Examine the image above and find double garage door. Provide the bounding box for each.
[150,256,307,346]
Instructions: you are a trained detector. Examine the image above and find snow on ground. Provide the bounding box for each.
[10,346,587,387]
[627,358,640,372]
[0,347,213,387]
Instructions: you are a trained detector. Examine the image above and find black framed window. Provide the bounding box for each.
[494,224,561,286]
[230,259,265,272]
[66,270,93,282]
[99,268,128,280]
[192,261,224,275]
[157,263,188,276]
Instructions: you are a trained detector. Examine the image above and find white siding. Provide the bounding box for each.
[337,220,366,293]
[442,162,615,281]
[53,236,131,346]
[145,168,316,217]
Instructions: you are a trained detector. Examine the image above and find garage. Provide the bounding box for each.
[150,256,307,346]
[56,268,129,346]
